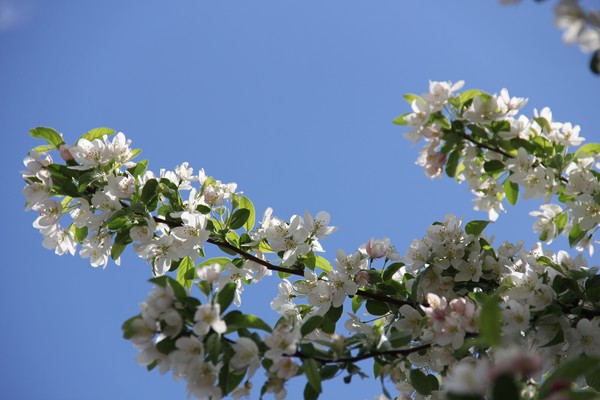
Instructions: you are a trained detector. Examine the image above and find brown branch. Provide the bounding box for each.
[152,216,413,308]
[461,133,512,158]
[289,333,478,364]
[460,132,569,184]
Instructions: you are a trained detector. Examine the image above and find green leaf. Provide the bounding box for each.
[445,147,462,178]
[503,178,519,206]
[229,208,250,230]
[303,358,322,393]
[555,212,568,234]
[478,295,501,346]
[483,160,505,173]
[127,160,148,179]
[29,127,64,149]
[403,93,425,104]
[392,113,410,126]
[491,373,519,400]
[141,179,159,211]
[33,144,56,153]
[585,275,600,303]
[586,365,600,391]
[382,262,404,281]
[321,306,343,334]
[217,282,237,312]
[569,224,588,247]
[410,369,433,396]
[351,295,365,313]
[540,357,600,398]
[206,333,221,364]
[223,310,272,332]
[315,255,332,272]
[301,315,324,337]
[80,127,115,143]
[574,143,600,159]
[540,327,565,348]
[238,196,255,231]
[465,220,491,236]
[176,256,195,290]
[304,382,319,400]
[459,89,484,106]
[365,300,389,316]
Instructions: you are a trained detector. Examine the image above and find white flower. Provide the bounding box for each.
[502,299,530,335]
[443,359,490,396]
[230,337,260,377]
[271,279,296,315]
[393,305,423,339]
[171,211,210,251]
[197,263,222,284]
[42,227,77,256]
[304,210,337,239]
[264,325,300,361]
[193,304,227,336]
[423,80,464,112]
[530,204,563,243]
[326,270,358,308]
[567,318,600,357]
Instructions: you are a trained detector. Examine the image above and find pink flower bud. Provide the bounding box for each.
[354,270,370,287]
[365,238,387,259]
[59,145,74,162]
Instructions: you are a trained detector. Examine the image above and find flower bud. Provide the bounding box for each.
[354,270,370,287]
[59,144,74,162]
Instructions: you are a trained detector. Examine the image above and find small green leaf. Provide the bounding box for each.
[459,89,484,105]
[80,127,115,143]
[575,143,600,159]
[223,310,272,333]
[176,256,195,290]
[29,127,65,149]
[540,356,600,398]
[479,295,501,346]
[382,262,404,281]
[315,255,332,272]
[33,144,56,153]
[127,160,148,179]
[483,160,505,173]
[301,315,324,337]
[591,50,600,75]
[465,220,491,236]
[206,333,221,364]
[217,282,237,312]
[410,369,433,396]
[586,365,600,391]
[229,208,250,230]
[445,147,462,178]
[540,327,565,348]
[304,382,319,400]
[238,196,255,231]
[303,358,322,393]
[569,224,588,247]
[503,178,519,206]
[403,93,425,104]
[365,300,389,316]
[141,179,159,211]
[392,113,410,126]
[555,212,568,234]
[491,373,519,400]
[352,295,365,313]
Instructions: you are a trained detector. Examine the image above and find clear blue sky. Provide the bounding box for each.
[1,1,598,399]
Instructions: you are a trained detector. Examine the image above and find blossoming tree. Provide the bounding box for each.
[22,76,600,400]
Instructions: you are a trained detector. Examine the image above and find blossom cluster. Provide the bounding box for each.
[397,80,600,254]
[23,120,600,400]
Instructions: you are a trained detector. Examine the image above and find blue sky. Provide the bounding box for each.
[2,1,598,399]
